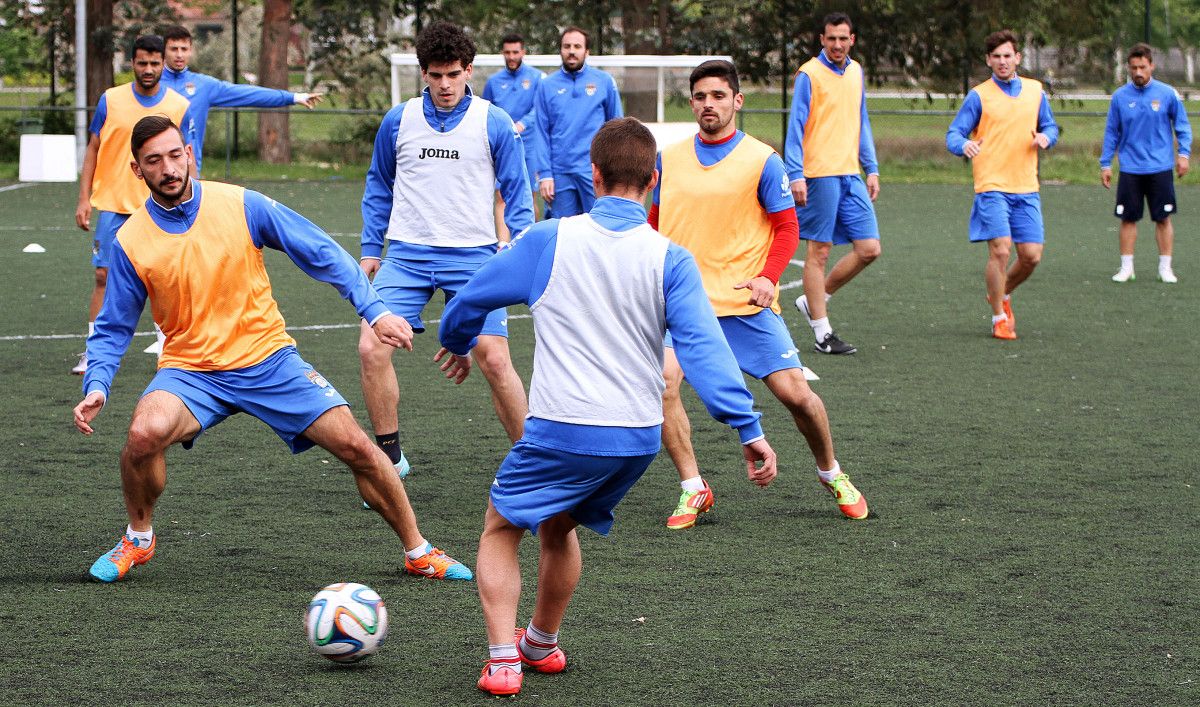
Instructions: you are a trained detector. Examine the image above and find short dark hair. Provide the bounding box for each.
[131,115,185,158]
[689,60,739,94]
[131,35,165,60]
[415,21,476,71]
[822,12,853,34]
[162,25,192,43]
[561,26,589,50]
[1128,43,1154,63]
[985,29,1019,55]
[590,118,656,191]
[500,33,524,48]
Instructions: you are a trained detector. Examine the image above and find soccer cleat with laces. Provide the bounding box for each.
[363,450,411,509]
[992,316,1016,340]
[405,545,473,580]
[666,481,714,530]
[71,352,88,375]
[795,294,815,327]
[819,473,869,520]
[88,533,156,582]
[814,331,856,355]
[478,662,523,696]
[1112,268,1135,283]
[515,628,567,673]
[1159,268,1178,284]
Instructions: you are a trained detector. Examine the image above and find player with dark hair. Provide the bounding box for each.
[359,21,533,484]
[947,29,1059,340]
[1101,42,1191,284]
[786,12,882,356]
[73,35,192,374]
[437,116,776,696]
[74,116,470,583]
[484,32,546,227]
[533,26,623,217]
[651,60,867,529]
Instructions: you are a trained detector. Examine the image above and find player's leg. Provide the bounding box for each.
[763,368,867,520]
[796,178,854,354]
[477,499,528,695]
[1113,171,1145,281]
[1147,170,1178,282]
[661,345,713,530]
[522,511,579,668]
[89,388,201,582]
[1004,195,1045,296]
[575,173,597,213]
[473,334,528,443]
[824,176,881,296]
[1156,217,1177,282]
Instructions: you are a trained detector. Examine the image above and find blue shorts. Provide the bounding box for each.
[93,211,130,268]
[797,175,880,245]
[969,192,1045,244]
[491,440,657,536]
[665,310,803,380]
[549,173,596,217]
[372,255,509,336]
[142,346,348,454]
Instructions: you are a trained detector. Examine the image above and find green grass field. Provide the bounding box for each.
[0,180,1196,705]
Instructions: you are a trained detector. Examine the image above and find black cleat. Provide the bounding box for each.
[814,332,856,355]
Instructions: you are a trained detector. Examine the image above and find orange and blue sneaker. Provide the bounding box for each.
[515,628,567,673]
[1002,298,1016,331]
[666,481,714,530]
[819,473,869,520]
[477,660,523,695]
[404,543,473,580]
[88,533,156,582]
[362,451,411,510]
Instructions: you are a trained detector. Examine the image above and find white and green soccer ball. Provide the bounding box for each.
[305,582,389,663]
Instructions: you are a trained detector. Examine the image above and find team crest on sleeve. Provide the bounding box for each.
[1151,100,1161,112]
[522,79,531,90]
[780,174,790,198]
[185,82,196,96]
[585,83,597,96]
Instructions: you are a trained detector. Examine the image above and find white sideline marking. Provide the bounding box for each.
[0,183,37,193]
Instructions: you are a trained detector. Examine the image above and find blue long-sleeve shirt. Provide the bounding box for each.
[484,63,545,178]
[84,181,389,399]
[533,63,623,180]
[360,88,533,260]
[439,196,764,456]
[946,75,1059,156]
[1100,79,1192,173]
[160,66,296,173]
[784,51,879,181]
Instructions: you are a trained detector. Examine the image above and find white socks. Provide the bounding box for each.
[488,643,521,674]
[680,477,706,493]
[817,462,841,483]
[520,622,559,660]
[404,540,431,560]
[812,316,833,341]
[1120,255,1134,271]
[125,524,153,545]
[1160,255,1173,272]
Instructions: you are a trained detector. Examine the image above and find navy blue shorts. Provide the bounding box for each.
[1115,170,1177,223]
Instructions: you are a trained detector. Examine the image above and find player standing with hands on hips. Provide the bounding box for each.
[1101,43,1191,284]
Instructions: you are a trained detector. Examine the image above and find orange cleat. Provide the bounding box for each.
[515,628,567,673]
[992,316,1017,340]
[404,545,473,580]
[1002,298,1016,331]
[88,533,156,582]
[819,473,869,520]
[666,481,715,530]
[477,662,523,696]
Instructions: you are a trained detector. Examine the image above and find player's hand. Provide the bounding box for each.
[75,200,92,231]
[1177,155,1190,178]
[539,178,555,203]
[372,314,413,351]
[73,391,106,435]
[865,173,881,201]
[1100,167,1112,189]
[733,276,776,308]
[743,438,777,488]
[962,139,982,159]
[1032,132,1051,150]
[790,178,807,207]
[513,120,526,133]
[359,258,381,279]
[433,347,471,384]
[296,92,324,109]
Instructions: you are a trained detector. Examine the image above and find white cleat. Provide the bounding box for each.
[1158,268,1178,284]
[795,294,815,327]
[71,352,87,375]
[1111,269,1135,283]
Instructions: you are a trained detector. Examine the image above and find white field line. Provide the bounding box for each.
[0,183,37,193]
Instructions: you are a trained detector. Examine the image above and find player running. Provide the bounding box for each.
[74,116,470,583]
[651,60,867,529]
[436,118,777,696]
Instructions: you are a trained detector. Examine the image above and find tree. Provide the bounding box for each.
[258,0,292,163]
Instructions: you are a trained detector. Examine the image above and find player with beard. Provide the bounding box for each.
[74,115,471,583]
[649,60,868,528]
[483,33,545,227]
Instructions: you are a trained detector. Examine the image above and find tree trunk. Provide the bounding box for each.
[85,0,114,110]
[258,0,292,164]
[619,0,660,121]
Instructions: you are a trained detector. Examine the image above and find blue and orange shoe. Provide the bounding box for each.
[819,473,869,520]
[666,481,715,530]
[1002,298,1016,332]
[363,451,411,510]
[477,661,523,695]
[404,544,473,581]
[89,533,156,582]
[515,628,567,673]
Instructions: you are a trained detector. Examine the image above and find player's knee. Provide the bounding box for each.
[857,240,881,263]
[474,340,513,376]
[782,385,825,420]
[357,331,392,365]
[123,417,175,460]
[1018,250,1042,268]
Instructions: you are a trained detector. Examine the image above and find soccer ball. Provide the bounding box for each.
[305,582,389,663]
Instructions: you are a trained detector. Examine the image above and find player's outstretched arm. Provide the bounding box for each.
[73,391,106,435]
[742,438,777,487]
